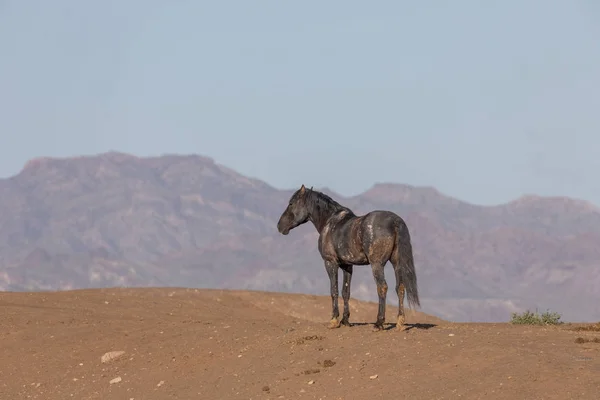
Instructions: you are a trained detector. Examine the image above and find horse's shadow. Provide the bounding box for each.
[348,322,437,331]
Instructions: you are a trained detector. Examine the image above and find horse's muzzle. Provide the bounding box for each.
[277,217,290,235]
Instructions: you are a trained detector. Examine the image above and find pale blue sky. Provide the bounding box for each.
[1,1,599,205]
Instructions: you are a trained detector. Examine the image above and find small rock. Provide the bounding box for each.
[370,374,378,380]
[238,354,242,358]
[101,351,125,364]
[109,377,122,384]
[157,380,165,387]
[448,334,455,337]
[308,380,315,385]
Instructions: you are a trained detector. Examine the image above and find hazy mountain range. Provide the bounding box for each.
[1,152,598,322]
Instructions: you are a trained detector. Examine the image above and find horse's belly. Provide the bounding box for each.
[338,249,369,265]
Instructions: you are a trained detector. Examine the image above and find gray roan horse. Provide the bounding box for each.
[277,185,420,331]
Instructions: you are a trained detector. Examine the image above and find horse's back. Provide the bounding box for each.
[360,210,405,232]
[322,209,408,265]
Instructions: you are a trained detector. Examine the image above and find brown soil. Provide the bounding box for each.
[1,288,599,399]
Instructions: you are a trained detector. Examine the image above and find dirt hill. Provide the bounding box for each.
[1,288,598,399]
[1,152,600,322]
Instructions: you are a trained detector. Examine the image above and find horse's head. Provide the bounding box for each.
[277,184,311,235]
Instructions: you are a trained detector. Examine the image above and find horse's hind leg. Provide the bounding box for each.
[340,264,353,326]
[370,263,388,331]
[392,260,406,331]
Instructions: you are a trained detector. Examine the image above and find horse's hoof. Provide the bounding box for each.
[340,319,351,327]
[372,324,384,332]
[396,316,406,331]
[328,318,341,329]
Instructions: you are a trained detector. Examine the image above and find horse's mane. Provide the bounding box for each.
[306,189,353,215]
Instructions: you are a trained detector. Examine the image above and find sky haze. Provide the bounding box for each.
[1,0,599,205]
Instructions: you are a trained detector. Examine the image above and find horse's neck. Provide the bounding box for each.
[309,204,346,234]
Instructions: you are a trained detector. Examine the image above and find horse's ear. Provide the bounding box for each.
[299,184,305,194]
[310,186,313,192]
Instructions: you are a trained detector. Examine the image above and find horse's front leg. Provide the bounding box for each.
[324,260,341,329]
[340,263,353,326]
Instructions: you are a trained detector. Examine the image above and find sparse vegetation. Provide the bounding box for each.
[290,335,324,345]
[575,337,600,344]
[510,309,563,325]
[572,322,600,332]
[302,368,321,375]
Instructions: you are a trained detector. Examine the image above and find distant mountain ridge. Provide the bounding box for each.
[1,151,599,322]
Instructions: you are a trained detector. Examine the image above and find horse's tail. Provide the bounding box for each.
[396,225,420,309]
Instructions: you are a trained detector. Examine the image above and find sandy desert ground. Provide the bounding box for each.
[1,288,599,399]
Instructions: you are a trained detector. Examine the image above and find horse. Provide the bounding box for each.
[276,184,420,331]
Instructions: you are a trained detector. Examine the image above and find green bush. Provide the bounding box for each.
[510,309,563,325]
